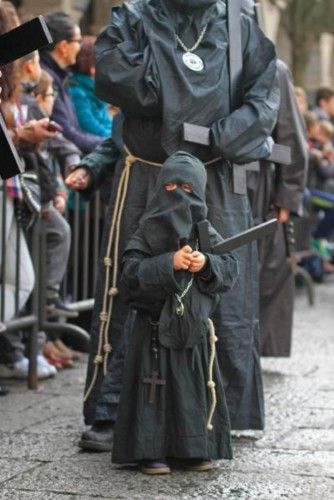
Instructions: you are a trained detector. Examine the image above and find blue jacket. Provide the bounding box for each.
[40,52,103,154]
[69,73,113,138]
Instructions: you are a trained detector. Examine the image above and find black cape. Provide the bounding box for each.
[83,0,279,430]
[247,60,308,357]
[113,251,236,462]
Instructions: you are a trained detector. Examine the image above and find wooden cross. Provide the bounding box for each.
[183,123,291,195]
[143,370,166,404]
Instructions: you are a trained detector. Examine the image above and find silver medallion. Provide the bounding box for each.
[182,52,204,72]
[175,301,185,317]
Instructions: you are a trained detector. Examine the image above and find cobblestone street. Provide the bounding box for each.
[0,279,333,500]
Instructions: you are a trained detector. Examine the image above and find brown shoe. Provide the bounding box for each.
[183,459,215,471]
[140,460,171,475]
[43,342,74,369]
[54,339,81,361]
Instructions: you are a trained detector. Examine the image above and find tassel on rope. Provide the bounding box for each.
[207,318,218,431]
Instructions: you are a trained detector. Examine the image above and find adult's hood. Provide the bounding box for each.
[167,0,217,14]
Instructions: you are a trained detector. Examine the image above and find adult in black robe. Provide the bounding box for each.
[80,0,280,449]
[247,59,308,357]
[113,152,238,470]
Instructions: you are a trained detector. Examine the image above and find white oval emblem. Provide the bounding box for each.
[182,52,204,72]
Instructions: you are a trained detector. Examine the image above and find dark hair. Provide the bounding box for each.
[316,87,334,106]
[72,35,96,75]
[44,11,77,51]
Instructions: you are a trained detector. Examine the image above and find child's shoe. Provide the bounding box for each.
[140,460,171,475]
[183,458,214,471]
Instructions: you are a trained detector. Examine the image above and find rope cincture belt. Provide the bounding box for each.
[84,147,222,402]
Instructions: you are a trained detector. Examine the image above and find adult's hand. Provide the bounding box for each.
[65,168,92,190]
[17,118,58,144]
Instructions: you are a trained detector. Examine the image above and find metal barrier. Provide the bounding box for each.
[0,185,101,389]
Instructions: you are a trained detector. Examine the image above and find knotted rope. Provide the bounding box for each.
[206,318,218,431]
[84,147,163,402]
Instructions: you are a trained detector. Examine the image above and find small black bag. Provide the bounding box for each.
[17,172,41,230]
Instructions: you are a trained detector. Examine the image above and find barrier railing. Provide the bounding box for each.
[0,185,101,389]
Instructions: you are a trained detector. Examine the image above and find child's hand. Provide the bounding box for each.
[173,245,193,270]
[188,251,206,273]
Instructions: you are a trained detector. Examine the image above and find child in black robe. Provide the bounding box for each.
[112,152,239,474]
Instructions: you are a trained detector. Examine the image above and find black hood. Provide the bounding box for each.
[167,0,217,14]
[127,151,208,255]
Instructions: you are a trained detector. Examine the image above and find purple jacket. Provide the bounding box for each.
[40,51,103,154]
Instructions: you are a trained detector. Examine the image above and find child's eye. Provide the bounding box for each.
[164,183,177,191]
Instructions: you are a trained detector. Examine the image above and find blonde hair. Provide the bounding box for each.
[319,120,334,139]
[34,70,54,97]
[294,86,306,100]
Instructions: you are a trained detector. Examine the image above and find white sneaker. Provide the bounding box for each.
[37,355,57,377]
[0,356,56,380]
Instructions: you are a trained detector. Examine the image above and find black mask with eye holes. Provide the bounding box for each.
[127,151,208,256]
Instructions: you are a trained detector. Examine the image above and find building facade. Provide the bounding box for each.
[20,0,334,92]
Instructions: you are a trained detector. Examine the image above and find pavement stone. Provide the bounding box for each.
[0,459,41,484]
[0,278,334,499]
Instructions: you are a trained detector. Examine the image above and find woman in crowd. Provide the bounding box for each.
[69,35,113,139]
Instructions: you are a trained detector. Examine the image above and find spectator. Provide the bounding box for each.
[69,35,113,138]
[313,87,334,125]
[16,58,80,321]
[40,12,104,154]
[294,86,308,115]
[0,3,57,380]
[305,114,334,272]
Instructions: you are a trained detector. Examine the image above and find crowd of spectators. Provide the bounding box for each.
[294,85,334,278]
[1,0,334,398]
[0,3,114,393]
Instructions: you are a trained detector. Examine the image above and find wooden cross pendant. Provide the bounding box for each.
[143,370,166,404]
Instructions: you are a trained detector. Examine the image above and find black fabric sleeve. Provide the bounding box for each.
[120,250,180,308]
[73,137,121,198]
[273,60,308,216]
[210,16,280,164]
[196,253,239,295]
[94,4,160,116]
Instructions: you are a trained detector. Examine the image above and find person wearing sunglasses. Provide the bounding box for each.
[40,11,103,155]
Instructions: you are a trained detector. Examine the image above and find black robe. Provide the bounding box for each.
[83,0,279,430]
[113,246,238,463]
[247,60,308,357]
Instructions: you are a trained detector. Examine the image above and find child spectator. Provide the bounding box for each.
[112,152,238,474]
[69,35,113,138]
[294,86,308,115]
[313,87,334,126]
[31,70,80,319]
